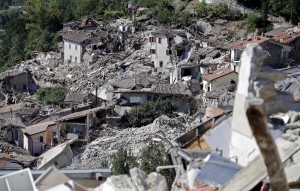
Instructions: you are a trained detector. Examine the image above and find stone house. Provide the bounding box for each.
[63,31,91,64]
[201,67,238,92]
[113,83,192,113]
[229,36,293,70]
[0,70,37,95]
[272,29,300,63]
[0,114,26,147]
[56,106,110,144]
[22,121,57,156]
[145,29,190,71]
[0,102,39,125]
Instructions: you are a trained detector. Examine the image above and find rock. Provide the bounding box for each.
[96,175,136,191]
[146,172,168,191]
[130,168,149,191]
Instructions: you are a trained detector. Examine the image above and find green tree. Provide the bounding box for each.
[195,3,208,17]
[111,147,138,175]
[35,86,67,106]
[140,143,174,188]
[245,11,264,32]
[125,100,176,127]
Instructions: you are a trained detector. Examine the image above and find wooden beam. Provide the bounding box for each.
[246,99,288,191]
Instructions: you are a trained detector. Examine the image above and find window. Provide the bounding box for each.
[158,38,161,44]
[166,49,172,55]
[75,45,77,50]
[149,37,156,43]
[75,56,77,62]
[69,44,71,49]
[150,49,156,54]
[70,55,72,61]
[23,84,27,90]
[159,61,163,68]
[40,136,43,143]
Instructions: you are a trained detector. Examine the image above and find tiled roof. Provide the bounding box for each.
[273,31,300,44]
[202,67,236,81]
[63,31,91,43]
[229,37,269,50]
[23,121,55,135]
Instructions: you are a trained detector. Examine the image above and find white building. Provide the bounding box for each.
[63,31,90,64]
[145,29,188,71]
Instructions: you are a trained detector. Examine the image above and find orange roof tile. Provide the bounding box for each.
[202,67,236,81]
[273,31,300,44]
[229,37,269,50]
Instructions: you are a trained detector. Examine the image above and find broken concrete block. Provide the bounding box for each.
[146,172,168,191]
[253,79,277,100]
[130,168,149,191]
[96,175,136,191]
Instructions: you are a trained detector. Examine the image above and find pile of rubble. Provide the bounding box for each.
[77,115,192,168]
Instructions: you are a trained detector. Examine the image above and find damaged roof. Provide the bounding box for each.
[22,121,56,135]
[149,28,187,38]
[64,91,88,104]
[202,68,236,81]
[273,31,300,44]
[0,70,27,80]
[110,73,156,89]
[57,106,109,122]
[206,83,236,99]
[0,114,26,128]
[265,27,289,37]
[152,83,192,96]
[0,102,38,117]
[63,31,91,43]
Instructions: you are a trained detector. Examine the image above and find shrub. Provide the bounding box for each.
[35,86,67,106]
[195,3,208,16]
[245,11,264,32]
[140,143,174,188]
[125,99,176,127]
[111,147,138,175]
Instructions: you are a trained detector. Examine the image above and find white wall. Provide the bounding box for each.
[64,40,83,63]
[145,33,184,71]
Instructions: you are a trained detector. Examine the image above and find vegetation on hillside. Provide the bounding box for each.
[0,0,299,72]
[195,2,243,20]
